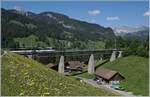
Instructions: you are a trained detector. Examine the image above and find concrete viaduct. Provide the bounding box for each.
[10,49,123,74]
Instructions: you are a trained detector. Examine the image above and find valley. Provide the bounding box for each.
[1,1,149,96]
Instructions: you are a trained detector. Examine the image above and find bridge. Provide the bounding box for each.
[10,49,122,56]
[10,49,123,74]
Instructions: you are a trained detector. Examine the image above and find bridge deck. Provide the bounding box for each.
[10,49,122,56]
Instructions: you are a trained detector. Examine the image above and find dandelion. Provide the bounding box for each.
[19,92,25,96]
[43,92,50,95]
[24,72,28,75]
[10,61,14,64]
[16,64,20,66]
[44,87,49,90]
[67,91,71,94]
[59,83,63,86]
[29,81,35,86]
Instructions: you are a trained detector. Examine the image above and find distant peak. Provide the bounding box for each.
[114,25,148,33]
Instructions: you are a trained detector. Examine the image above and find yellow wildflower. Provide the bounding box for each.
[24,72,28,75]
[19,92,24,96]
[43,92,50,96]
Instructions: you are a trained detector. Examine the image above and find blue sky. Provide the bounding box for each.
[2,1,149,28]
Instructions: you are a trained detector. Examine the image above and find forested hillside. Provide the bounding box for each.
[2,8,148,57]
[2,8,115,49]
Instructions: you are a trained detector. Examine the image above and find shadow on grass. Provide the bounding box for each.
[70,70,87,76]
[95,59,109,70]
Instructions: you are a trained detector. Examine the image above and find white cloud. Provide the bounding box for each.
[91,19,96,23]
[106,16,120,21]
[14,5,24,12]
[144,10,150,16]
[88,9,100,16]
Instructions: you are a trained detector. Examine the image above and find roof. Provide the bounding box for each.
[47,63,57,68]
[95,68,118,80]
[67,61,83,69]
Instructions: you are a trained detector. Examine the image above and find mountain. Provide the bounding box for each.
[1,8,115,49]
[114,26,148,35]
[114,26,149,41]
[1,52,117,96]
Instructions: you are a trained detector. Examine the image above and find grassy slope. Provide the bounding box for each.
[100,56,149,96]
[1,52,117,96]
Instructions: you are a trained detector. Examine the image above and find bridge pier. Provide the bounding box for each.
[27,55,32,59]
[118,51,122,58]
[110,51,116,62]
[100,57,103,61]
[88,54,95,74]
[58,56,64,74]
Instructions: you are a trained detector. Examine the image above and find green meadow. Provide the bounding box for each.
[1,52,117,96]
[100,56,149,96]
